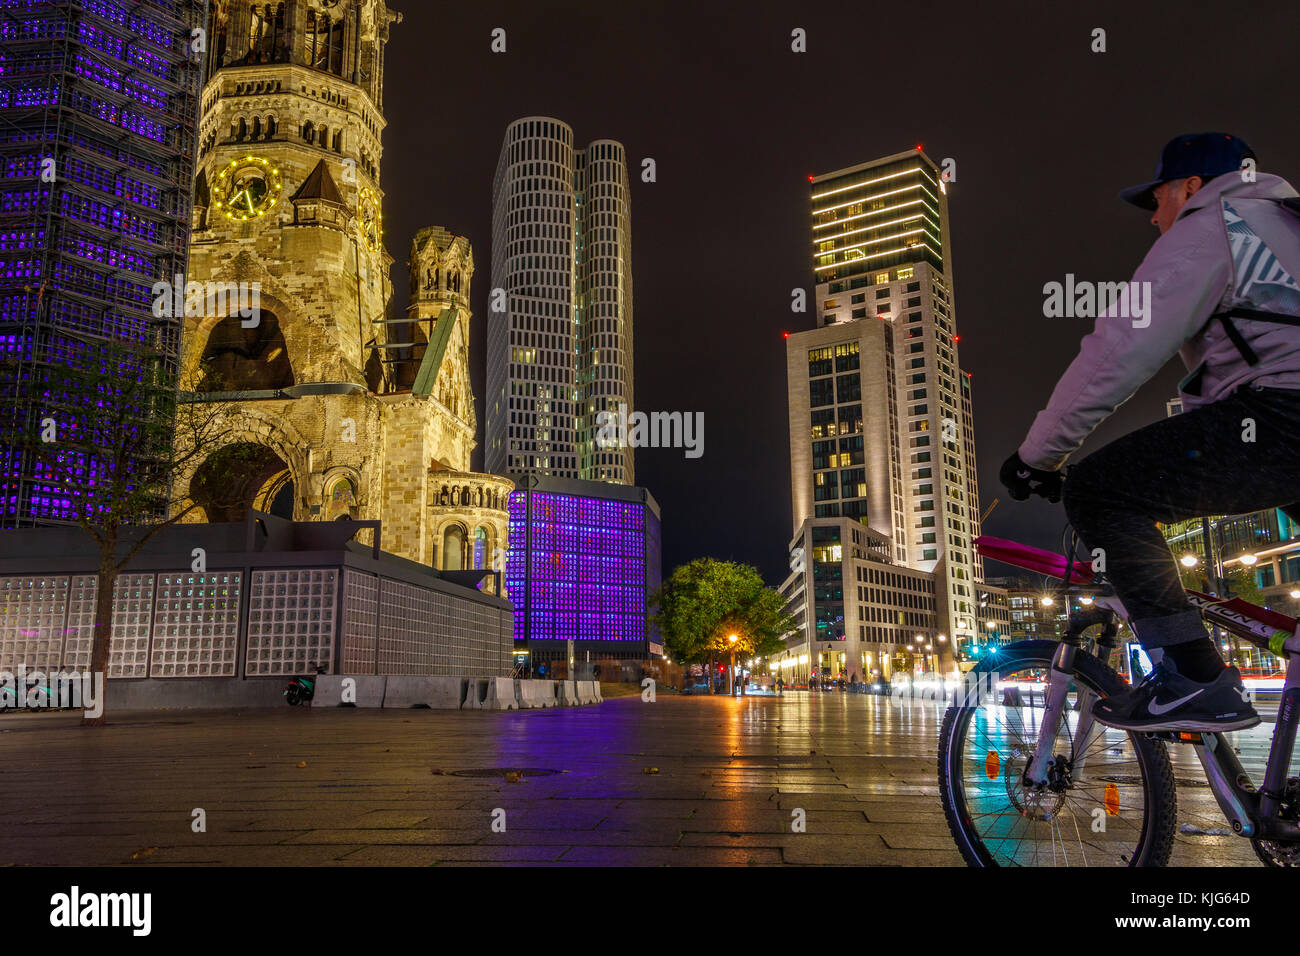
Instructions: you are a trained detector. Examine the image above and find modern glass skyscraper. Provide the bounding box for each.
[487,116,634,485]
[0,0,206,526]
[786,148,985,665]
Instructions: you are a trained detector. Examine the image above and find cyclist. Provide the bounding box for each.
[1001,133,1300,733]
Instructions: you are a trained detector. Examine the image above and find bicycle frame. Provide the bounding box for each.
[1021,587,1300,843]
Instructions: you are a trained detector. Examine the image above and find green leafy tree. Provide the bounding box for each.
[13,340,240,726]
[651,558,794,692]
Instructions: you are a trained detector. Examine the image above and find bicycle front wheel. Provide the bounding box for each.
[939,641,1177,867]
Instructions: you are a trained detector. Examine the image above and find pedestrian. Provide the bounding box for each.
[1004,133,1300,732]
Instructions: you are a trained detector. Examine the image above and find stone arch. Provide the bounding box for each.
[196,308,294,391]
[180,287,309,392]
[442,524,466,571]
[323,470,360,520]
[176,408,312,523]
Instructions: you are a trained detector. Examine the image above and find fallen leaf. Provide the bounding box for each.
[129,847,157,860]
[643,767,660,775]
[430,768,444,775]
[297,760,307,768]
[504,771,523,783]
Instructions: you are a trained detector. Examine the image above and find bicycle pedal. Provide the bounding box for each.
[1144,730,1209,744]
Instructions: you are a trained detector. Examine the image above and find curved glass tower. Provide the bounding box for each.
[487,116,633,485]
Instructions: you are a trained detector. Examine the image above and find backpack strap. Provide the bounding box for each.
[1211,307,1300,366]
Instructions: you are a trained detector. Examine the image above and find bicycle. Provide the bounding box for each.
[938,513,1300,867]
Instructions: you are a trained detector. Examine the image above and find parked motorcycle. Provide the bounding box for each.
[284,662,327,706]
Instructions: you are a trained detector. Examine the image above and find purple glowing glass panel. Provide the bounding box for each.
[506,491,648,643]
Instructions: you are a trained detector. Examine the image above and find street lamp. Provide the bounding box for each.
[1040,596,1055,607]
[728,633,738,696]
[1240,553,1259,566]
[1180,554,1199,568]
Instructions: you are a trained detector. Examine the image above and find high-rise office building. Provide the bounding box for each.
[0,0,206,526]
[487,116,634,485]
[781,148,986,674]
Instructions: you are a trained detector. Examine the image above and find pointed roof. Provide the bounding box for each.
[411,306,459,398]
[291,159,344,205]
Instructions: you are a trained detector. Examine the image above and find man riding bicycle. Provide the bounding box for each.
[1001,133,1300,734]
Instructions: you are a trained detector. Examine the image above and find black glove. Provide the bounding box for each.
[1000,452,1064,503]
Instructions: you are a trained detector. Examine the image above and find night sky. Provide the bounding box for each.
[380,0,1300,585]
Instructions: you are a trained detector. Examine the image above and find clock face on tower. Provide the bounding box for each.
[213,156,282,221]
[357,186,383,252]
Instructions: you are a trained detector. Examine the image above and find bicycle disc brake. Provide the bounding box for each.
[1253,777,1300,867]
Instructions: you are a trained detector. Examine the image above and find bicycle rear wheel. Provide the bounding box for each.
[939,641,1177,866]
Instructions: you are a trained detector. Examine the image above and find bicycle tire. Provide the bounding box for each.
[939,640,1177,867]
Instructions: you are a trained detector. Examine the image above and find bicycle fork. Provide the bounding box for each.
[1025,642,1078,787]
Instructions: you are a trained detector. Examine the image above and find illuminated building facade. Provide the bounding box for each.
[0,0,206,525]
[786,148,984,665]
[172,0,511,573]
[506,475,661,668]
[486,116,635,485]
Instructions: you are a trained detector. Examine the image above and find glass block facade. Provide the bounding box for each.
[0,0,206,526]
[506,481,661,651]
[244,568,337,676]
[149,571,241,677]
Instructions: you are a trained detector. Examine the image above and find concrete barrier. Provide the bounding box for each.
[430,676,467,709]
[555,680,578,706]
[517,679,559,709]
[481,676,518,710]
[576,680,602,705]
[462,677,488,710]
[382,676,435,708]
[311,675,386,708]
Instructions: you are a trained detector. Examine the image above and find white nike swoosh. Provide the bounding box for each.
[1016,470,1031,479]
[1148,689,1204,716]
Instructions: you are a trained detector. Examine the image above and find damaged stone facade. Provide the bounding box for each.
[175,0,509,574]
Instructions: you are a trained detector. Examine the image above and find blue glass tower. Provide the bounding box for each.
[0,0,206,525]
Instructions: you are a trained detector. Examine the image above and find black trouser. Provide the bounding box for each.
[1061,384,1300,649]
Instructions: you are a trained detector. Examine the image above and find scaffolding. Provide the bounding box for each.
[0,0,207,526]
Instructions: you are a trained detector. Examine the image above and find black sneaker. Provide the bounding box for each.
[1092,663,1260,733]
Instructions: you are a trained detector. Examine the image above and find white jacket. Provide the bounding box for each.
[1019,172,1300,472]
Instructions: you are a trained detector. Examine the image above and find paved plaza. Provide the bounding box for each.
[0,692,1274,866]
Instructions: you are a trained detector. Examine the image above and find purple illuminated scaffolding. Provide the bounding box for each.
[0,0,205,526]
[506,483,662,651]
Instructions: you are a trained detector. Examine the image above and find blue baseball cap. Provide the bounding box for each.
[1119,132,1256,210]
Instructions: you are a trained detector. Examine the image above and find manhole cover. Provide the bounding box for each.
[448,768,560,778]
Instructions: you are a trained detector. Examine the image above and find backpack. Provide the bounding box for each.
[1212,196,1300,365]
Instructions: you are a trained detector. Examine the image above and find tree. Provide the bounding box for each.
[651,558,794,693]
[14,339,240,726]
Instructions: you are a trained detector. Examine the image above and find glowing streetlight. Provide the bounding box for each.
[1180,554,1199,568]
[1040,596,1055,607]
[728,634,738,696]
[1290,590,1300,600]
[1240,554,1259,566]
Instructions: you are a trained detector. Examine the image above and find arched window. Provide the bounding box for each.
[251,116,261,139]
[325,476,357,520]
[318,124,328,148]
[237,117,247,140]
[266,115,277,138]
[443,527,465,571]
[302,120,314,142]
[473,528,488,569]
[329,16,345,75]
[332,130,343,152]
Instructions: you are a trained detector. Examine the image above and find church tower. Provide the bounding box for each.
[178,1,510,574]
